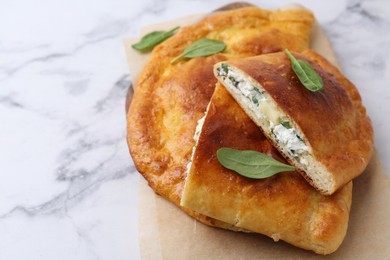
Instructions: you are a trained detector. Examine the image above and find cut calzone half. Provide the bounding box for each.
[181,84,352,254]
[213,50,374,195]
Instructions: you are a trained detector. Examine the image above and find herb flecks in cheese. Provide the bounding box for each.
[273,125,307,154]
[217,63,309,165]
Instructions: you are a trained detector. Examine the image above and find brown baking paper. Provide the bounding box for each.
[125,5,390,259]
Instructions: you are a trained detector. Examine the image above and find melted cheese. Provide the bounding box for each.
[258,101,280,126]
[217,64,309,163]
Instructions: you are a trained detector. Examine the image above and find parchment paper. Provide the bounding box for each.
[125,5,390,259]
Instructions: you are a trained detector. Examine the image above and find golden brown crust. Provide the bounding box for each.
[222,51,373,194]
[127,6,314,225]
[303,50,374,184]
[181,84,352,254]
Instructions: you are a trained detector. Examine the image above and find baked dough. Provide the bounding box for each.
[180,83,352,254]
[127,6,314,226]
[214,50,374,194]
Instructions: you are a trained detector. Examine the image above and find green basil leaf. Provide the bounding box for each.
[171,38,226,63]
[217,148,295,179]
[132,26,180,51]
[280,120,291,129]
[284,48,323,92]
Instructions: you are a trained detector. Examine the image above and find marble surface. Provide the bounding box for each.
[0,0,389,259]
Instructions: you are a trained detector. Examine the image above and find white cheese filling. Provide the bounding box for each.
[223,69,280,127]
[186,113,207,173]
[217,64,309,166]
[194,115,206,141]
[273,125,308,153]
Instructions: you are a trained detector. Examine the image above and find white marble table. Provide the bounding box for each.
[1,0,389,259]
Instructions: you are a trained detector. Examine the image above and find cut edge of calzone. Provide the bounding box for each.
[213,50,374,195]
